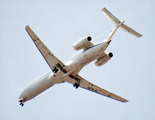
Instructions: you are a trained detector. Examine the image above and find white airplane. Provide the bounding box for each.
[19,8,142,106]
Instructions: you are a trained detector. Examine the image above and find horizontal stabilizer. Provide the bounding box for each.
[102,7,121,26]
[102,7,142,38]
[120,24,142,38]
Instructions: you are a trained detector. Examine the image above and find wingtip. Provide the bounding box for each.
[138,35,143,38]
[25,25,29,30]
[123,100,129,103]
[102,7,106,11]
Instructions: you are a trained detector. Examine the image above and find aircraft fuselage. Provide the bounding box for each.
[19,40,109,103]
[19,7,142,106]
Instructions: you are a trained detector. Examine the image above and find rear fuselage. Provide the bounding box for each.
[64,41,109,75]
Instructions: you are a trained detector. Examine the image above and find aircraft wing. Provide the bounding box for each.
[66,75,128,103]
[102,7,121,26]
[25,25,65,72]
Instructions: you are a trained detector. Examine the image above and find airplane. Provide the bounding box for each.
[19,7,142,106]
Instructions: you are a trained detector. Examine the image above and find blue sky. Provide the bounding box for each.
[1,0,155,120]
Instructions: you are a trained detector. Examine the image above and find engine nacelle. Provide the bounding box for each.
[73,36,92,50]
[94,52,113,66]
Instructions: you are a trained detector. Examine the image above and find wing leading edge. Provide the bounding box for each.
[25,25,65,72]
[66,75,128,103]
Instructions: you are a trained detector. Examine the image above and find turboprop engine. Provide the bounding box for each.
[73,36,92,50]
[95,52,113,66]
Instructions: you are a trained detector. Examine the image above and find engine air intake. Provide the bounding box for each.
[87,36,92,41]
[109,52,113,57]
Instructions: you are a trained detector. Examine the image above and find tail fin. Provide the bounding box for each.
[102,7,142,38]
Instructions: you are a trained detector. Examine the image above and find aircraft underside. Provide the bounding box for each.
[19,7,142,106]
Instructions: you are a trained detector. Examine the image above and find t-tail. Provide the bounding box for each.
[102,7,142,38]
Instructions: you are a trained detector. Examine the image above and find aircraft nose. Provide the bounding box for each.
[19,88,27,99]
[19,89,27,106]
[19,84,31,99]
[19,91,24,99]
[19,90,25,99]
